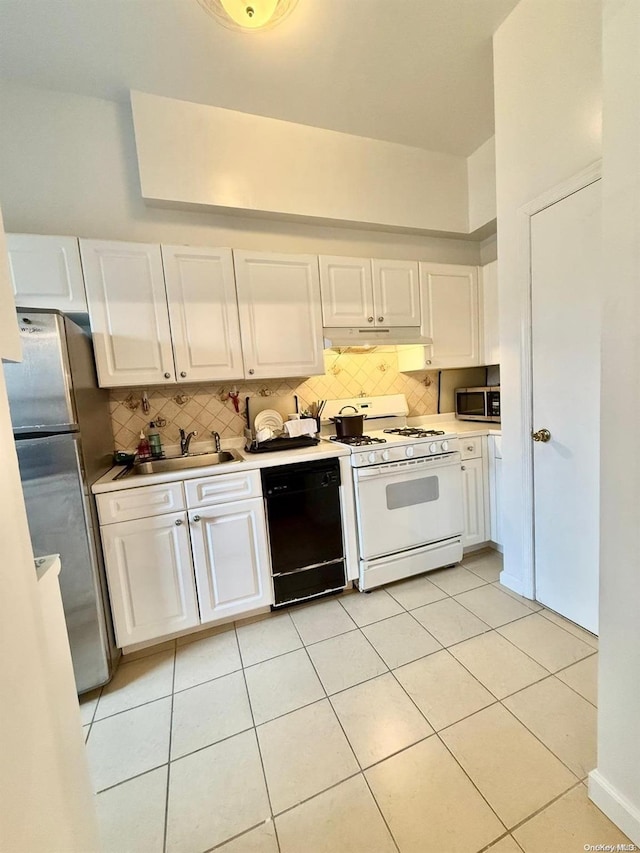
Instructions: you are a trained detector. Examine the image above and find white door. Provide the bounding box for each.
[461,457,487,548]
[80,239,176,387]
[7,234,87,313]
[189,498,271,623]
[101,511,200,647]
[531,179,601,633]
[319,255,374,327]
[371,259,420,327]
[234,250,324,379]
[419,263,480,367]
[162,245,244,382]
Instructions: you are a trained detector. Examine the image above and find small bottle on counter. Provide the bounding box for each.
[147,422,164,459]
[136,430,151,460]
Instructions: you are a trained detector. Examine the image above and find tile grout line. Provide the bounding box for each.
[233,624,282,853]
[161,641,177,853]
[294,616,402,853]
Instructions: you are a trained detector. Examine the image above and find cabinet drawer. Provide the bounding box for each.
[460,437,482,460]
[97,482,186,524]
[185,469,262,508]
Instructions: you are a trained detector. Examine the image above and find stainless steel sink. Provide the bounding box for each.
[132,449,242,475]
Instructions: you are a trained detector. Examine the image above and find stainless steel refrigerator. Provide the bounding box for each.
[4,309,118,693]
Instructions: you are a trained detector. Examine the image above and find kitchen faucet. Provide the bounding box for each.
[212,431,221,452]
[179,428,198,455]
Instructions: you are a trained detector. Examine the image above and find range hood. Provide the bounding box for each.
[323,326,432,349]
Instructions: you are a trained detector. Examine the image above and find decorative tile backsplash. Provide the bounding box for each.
[109,349,439,452]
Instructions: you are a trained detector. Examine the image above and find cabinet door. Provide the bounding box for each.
[80,239,176,387]
[7,234,87,312]
[162,245,244,382]
[101,511,200,647]
[371,259,420,327]
[189,498,272,623]
[419,263,480,367]
[461,457,487,549]
[489,436,503,547]
[481,260,500,365]
[319,255,374,327]
[234,250,324,379]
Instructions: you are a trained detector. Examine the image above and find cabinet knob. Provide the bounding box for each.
[367,316,374,323]
[425,359,432,365]
[466,445,474,451]
[248,369,255,375]
[461,465,466,471]
[175,519,183,526]
[164,372,171,379]
[192,515,201,522]
[180,371,187,378]
[378,316,384,322]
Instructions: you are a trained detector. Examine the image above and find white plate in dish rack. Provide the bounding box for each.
[254,409,284,433]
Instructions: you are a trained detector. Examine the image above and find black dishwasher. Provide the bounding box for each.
[262,458,346,606]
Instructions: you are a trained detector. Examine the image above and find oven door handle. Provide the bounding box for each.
[355,453,461,479]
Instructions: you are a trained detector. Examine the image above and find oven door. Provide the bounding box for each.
[354,454,464,560]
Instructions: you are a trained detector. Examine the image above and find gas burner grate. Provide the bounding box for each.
[383,427,446,438]
[329,435,387,446]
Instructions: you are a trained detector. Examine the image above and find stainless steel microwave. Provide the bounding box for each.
[455,386,501,422]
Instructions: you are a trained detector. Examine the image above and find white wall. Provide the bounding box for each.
[0,208,99,851]
[589,0,640,843]
[132,90,470,234]
[0,82,482,264]
[493,0,602,595]
[467,136,496,233]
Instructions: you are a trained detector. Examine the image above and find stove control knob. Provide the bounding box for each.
[382,449,391,461]
[405,446,415,458]
[429,442,438,454]
[368,452,377,464]
[441,440,449,452]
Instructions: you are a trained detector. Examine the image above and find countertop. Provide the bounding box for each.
[93,416,501,495]
[92,437,351,494]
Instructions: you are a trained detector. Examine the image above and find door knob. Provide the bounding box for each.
[532,428,551,443]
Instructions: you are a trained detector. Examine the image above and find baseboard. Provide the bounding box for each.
[498,570,525,596]
[589,769,640,846]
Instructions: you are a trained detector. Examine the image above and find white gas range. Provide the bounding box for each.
[321,395,464,591]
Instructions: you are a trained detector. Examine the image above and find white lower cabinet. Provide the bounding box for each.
[459,435,491,550]
[99,472,272,649]
[461,457,487,549]
[488,435,503,547]
[101,511,200,647]
[189,498,271,623]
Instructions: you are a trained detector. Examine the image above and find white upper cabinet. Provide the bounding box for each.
[371,259,420,326]
[162,245,244,383]
[7,234,87,313]
[398,263,479,371]
[319,256,420,328]
[80,239,176,387]
[234,250,324,379]
[319,256,374,327]
[480,260,500,365]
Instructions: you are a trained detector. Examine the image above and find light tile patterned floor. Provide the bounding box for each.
[81,549,630,853]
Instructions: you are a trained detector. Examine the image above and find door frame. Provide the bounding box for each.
[516,159,602,599]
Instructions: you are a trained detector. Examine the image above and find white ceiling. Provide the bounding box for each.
[0,0,519,156]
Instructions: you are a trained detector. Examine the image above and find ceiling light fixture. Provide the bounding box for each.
[196,0,298,31]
